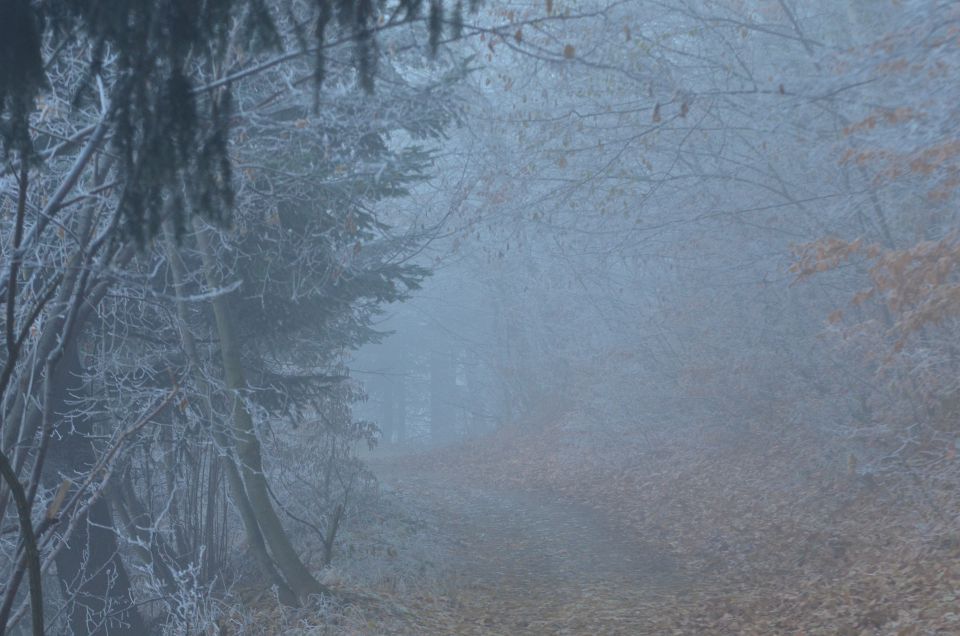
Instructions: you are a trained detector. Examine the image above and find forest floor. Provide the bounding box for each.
[361,451,684,635]
[335,416,960,635]
[257,418,960,634]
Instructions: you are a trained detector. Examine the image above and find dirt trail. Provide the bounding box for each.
[368,452,683,635]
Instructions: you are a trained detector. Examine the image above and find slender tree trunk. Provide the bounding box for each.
[193,221,325,600]
[163,225,298,605]
[53,498,143,635]
[381,376,396,443]
[0,242,136,634]
[430,348,456,443]
[396,369,406,443]
[45,344,144,635]
[107,476,179,593]
[201,445,220,584]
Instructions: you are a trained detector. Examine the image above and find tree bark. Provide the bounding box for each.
[163,225,298,605]
[396,370,406,442]
[45,344,144,635]
[430,347,456,443]
[53,497,143,635]
[381,375,396,443]
[193,221,325,600]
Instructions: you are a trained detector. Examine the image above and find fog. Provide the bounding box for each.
[0,0,956,633]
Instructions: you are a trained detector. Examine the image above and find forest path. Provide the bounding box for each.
[366,451,684,635]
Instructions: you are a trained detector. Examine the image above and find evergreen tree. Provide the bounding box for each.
[0,1,470,632]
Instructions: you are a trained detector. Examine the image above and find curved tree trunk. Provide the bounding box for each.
[163,225,298,605]
[193,221,325,600]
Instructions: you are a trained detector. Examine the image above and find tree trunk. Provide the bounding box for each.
[430,347,455,443]
[396,369,406,443]
[53,498,143,635]
[193,221,325,600]
[163,225,297,605]
[46,344,144,635]
[381,376,396,443]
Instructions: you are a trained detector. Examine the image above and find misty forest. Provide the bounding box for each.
[0,0,957,634]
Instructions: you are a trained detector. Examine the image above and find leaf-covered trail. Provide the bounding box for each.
[367,452,684,635]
